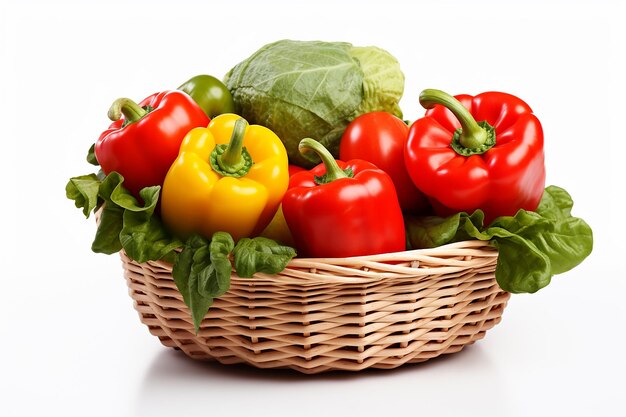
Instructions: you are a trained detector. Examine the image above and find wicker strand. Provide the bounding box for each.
[121,240,509,373]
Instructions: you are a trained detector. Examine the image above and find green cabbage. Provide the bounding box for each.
[224,40,405,167]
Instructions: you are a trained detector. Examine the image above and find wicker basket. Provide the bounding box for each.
[121,239,509,373]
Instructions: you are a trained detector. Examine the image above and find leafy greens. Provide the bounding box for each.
[224,40,405,167]
[405,186,593,293]
[66,169,297,332]
[68,148,591,326]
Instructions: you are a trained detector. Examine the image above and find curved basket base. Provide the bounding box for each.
[122,242,510,374]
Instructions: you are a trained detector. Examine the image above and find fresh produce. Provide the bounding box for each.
[65,40,594,334]
[282,138,405,258]
[224,40,405,167]
[178,74,235,118]
[405,186,592,293]
[95,91,209,199]
[258,206,294,247]
[339,111,429,213]
[173,233,295,332]
[161,114,289,241]
[405,89,545,224]
[66,169,296,332]
[288,164,306,177]
[66,171,181,262]
[259,166,306,246]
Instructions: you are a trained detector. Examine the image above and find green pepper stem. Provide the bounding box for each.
[299,138,350,183]
[419,89,489,149]
[107,98,148,124]
[217,118,249,173]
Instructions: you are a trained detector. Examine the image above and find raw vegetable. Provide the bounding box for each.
[405,186,593,293]
[339,111,429,213]
[65,171,181,263]
[172,233,234,332]
[259,166,304,246]
[161,114,289,241]
[282,138,405,258]
[288,164,306,177]
[224,40,405,167]
[178,74,235,118]
[95,91,209,199]
[258,206,294,246]
[64,43,594,332]
[66,168,296,333]
[405,89,545,224]
[173,233,296,332]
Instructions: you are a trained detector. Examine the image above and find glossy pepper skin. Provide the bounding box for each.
[95,91,209,199]
[283,138,406,258]
[340,111,429,214]
[178,74,235,119]
[161,114,289,242]
[405,89,545,224]
[259,165,307,247]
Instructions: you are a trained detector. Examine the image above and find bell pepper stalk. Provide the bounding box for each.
[339,111,430,214]
[404,89,545,224]
[95,90,210,199]
[161,113,289,242]
[178,74,235,119]
[282,138,406,258]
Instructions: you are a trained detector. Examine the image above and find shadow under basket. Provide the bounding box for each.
[121,240,510,374]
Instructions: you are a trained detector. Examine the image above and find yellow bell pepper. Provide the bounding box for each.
[161,114,289,241]
[259,205,295,247]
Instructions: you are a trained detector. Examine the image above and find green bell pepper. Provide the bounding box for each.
[178,74,235,119]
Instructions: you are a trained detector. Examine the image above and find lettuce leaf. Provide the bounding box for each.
[405,186,593,293]
[66,171,181,263]
[67,170,297,332]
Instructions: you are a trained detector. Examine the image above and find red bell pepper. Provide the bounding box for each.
[404,89,545,224]
[288,164,306,177]
[282,138,406,258]
[339,111,430,214]
[95,91,209,198]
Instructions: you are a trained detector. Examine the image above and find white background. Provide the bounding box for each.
[1,0,625,416]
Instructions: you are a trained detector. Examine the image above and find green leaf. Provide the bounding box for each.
[233,237,296,278]
[65,174,101,218]
[456,210,488,242]
[402,185,592,294]
[224,40,404,167]
[91,204,123,254]
[171,233,236,333]
[172,235,213,333]
[405,210,488,249]
[536,185,573,220]
[118,186,182,263]
[208,232,235,296]
[492,233,552,293]
[88,172,181,262]
[87,143,99,166]
[405,214,461,249]
[501,193,592,276]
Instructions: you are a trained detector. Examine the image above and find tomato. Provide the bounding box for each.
[339,112,429,213]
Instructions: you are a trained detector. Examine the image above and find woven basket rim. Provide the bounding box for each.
[130,239,497,285]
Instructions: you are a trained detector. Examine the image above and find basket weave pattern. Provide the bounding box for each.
[122,240,510,373]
